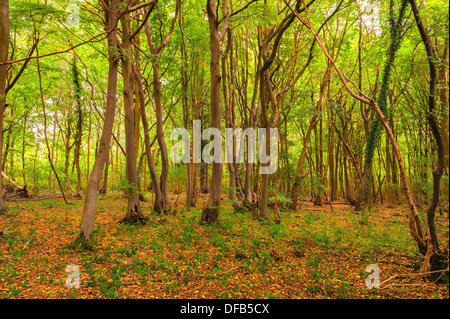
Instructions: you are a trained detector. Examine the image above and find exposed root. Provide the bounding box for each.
[66,234,93,251]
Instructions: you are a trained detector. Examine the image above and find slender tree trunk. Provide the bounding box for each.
[313,120,323,206]
[119,11,147,224]
[135,66,164,213]
[69,0,121,249]
[199,108,209,194]
[151,58,171,213]
[409,0,445,259]
[63,102,74,195]
[222,29,237,202]
[201,0,228,224]
[99,145,110,194]
[0,0,9,212]
[258,0,307,219]
[86,104,92,186]
[328,110,335,202]
[143,1,179,213]
[343,149,355,204]
[355,0,409,211]
[36,48,69,204]
[259,68,270,219]
[179,9,193,210]
[72,58,83,197]
[385,131,395,206]
[439,38,449,171]
[244,38,259,204]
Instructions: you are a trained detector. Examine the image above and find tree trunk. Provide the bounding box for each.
[355,0,409,212]
[69,0,121,249]
[151,58,171,213]
[409,0,445,258]
[439,38,449,171]
[119,11,147,224]
[313,120,323,206]
[222,29,238,202]
[258,0,305,218]
[201,0,228,224]
[199,107,209,194]
[0,0,9,212]
[385,129,393,206]
[134,67,164,213]
[143,1,179,213]
[72,58,83,197]
[179,10,193,210]
[36,44,69,205]
[99,149,110,194]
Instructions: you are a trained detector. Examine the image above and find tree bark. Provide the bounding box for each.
[134,66,164,213]
[70,0,121,249]
[72,57,83,197]
[179,9,193,210]
[409,0,445,254]
[143,1,179,213]
[99,148,110,194]
[439,38,449,171]
[201,0,228,223]
[36,45,69,205]
[258,0,309,218]
[119,10,147,224]
[0,0,9,212]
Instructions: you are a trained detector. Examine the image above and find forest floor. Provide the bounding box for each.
[0,193,448,299]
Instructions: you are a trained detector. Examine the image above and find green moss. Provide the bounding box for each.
[66,233,92,251]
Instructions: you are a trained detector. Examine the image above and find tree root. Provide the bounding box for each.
[66,234,93,251]
[201,207,219,224]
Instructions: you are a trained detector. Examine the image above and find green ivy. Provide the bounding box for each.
[362,0,409,203]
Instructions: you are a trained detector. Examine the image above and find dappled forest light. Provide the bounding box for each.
[0,0,448,301]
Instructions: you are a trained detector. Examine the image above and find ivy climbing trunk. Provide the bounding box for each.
[72,57,83,197]
[355,0,409,211]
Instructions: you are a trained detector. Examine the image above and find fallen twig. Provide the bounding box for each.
[380,267,449,287]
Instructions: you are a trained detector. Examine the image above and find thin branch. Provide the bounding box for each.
[5,37,39,93]
[0,29,118,66]
[129,1,157,40]
[126,0,157,14]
